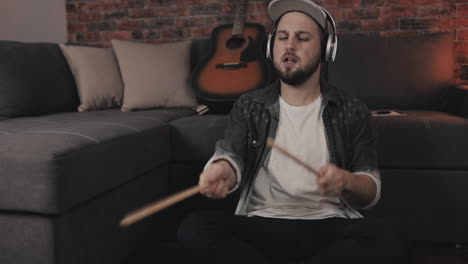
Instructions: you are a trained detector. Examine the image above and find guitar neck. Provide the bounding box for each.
[232,0,249,36]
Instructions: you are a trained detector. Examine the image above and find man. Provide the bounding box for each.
[177,0,408,263]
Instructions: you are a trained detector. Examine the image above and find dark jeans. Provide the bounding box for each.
[177,210,410,264]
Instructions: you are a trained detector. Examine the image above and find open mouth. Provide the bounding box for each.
[282,56,298,66]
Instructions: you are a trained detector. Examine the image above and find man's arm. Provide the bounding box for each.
[199,96,250,199]
[317,99,380,209]
[317,165,378,209]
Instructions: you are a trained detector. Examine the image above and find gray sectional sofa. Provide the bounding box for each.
[1,31,467,264]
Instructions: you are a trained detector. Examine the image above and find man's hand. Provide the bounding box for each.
[199,160,237,199]
[317,164,351,196]
[317,164,378,208]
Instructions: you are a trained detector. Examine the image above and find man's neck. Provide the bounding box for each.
[280,69,321,106]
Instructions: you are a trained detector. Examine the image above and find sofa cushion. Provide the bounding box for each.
[328,33,454,110]
[59,44,124,112]
[111,40,197,112]
[0,109,194,214]
[375,111,468,170]
[0,41,79,117]
[170,115,228,163]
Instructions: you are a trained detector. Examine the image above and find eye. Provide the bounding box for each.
[277,36,287,41]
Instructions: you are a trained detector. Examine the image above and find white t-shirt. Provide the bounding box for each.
[246,95,348,219]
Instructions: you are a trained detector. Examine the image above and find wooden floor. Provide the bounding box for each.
[411,242,468,264]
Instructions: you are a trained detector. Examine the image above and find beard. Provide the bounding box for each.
[274,54,321,86]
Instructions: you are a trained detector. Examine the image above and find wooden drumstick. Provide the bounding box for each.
[266,137,320,176]
[120,138,318,227]
[120,184,204,227]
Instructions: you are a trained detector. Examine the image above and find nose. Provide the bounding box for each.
[284,37,297,51]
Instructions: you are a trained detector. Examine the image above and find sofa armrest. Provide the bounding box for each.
[441,85,468,118]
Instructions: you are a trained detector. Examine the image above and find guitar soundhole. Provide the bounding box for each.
[226,36,246,49]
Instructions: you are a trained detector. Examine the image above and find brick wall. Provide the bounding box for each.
[66,0,468,82]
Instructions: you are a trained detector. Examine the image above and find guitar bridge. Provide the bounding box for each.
[216,62,248,70]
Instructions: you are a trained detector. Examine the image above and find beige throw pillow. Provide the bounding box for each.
[59,44,123,112]
[111,39,197,112]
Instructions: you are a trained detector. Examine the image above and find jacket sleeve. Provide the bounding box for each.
[349,99,381,209]
[203,96,250,192]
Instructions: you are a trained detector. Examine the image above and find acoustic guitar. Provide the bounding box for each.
[191,0,271,103]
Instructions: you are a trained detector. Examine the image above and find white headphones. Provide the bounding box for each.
[266,7,338,63]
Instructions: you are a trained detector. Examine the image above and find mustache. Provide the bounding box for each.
[281,52,299,61]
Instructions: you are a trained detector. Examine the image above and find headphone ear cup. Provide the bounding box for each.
[266,33,274,60]
[325,34,333,62]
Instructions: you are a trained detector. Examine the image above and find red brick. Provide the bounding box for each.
[117,20,145,30]
[417,4,456,17]
[130,9,158,18]
[190,4,220,16]
[457,3,468,16]
[342,8,380,20]
[103,10,129,20]
[455,41,468,54]
[440,18,468,29]
[457,55,468,64]
[183,28,192,38]
[362,0,399,7]
[399,18,437,30]
[115,0,145,9]
[78,13,103,22]
[380,7,417,18]
[332,0,361,8]
[76,1,116,11]
[145,0,172,7]
[379,31,419,37]
[176,17,206,28]
[176,0,206,5]
[67,13,79,22]
[446,0,468,3]
[459,29,468,41]
[343,0,361,8]
[247,3,256,14]
[67,23,88,33]
[162,28,184,38]
[400,0,443,5]
[362,18,397,31]
[221,3,234,14]
[75,32,101,42]
[66,3,77,13]
[102,31,133,41]
[324,0,338,8]
[247,13,271,24]
[328,9,343,20]
[336,21,361,32]
[158,7,190,17]
[254,2,268,12]
[144,17,174,28]
[142,29,161,39]
[191,26,215,37]
[83,32,101,42]
[88,21,117,32]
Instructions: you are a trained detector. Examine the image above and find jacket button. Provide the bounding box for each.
[252,140,257,144]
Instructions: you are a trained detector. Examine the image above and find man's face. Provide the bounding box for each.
[273,12,323,86]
